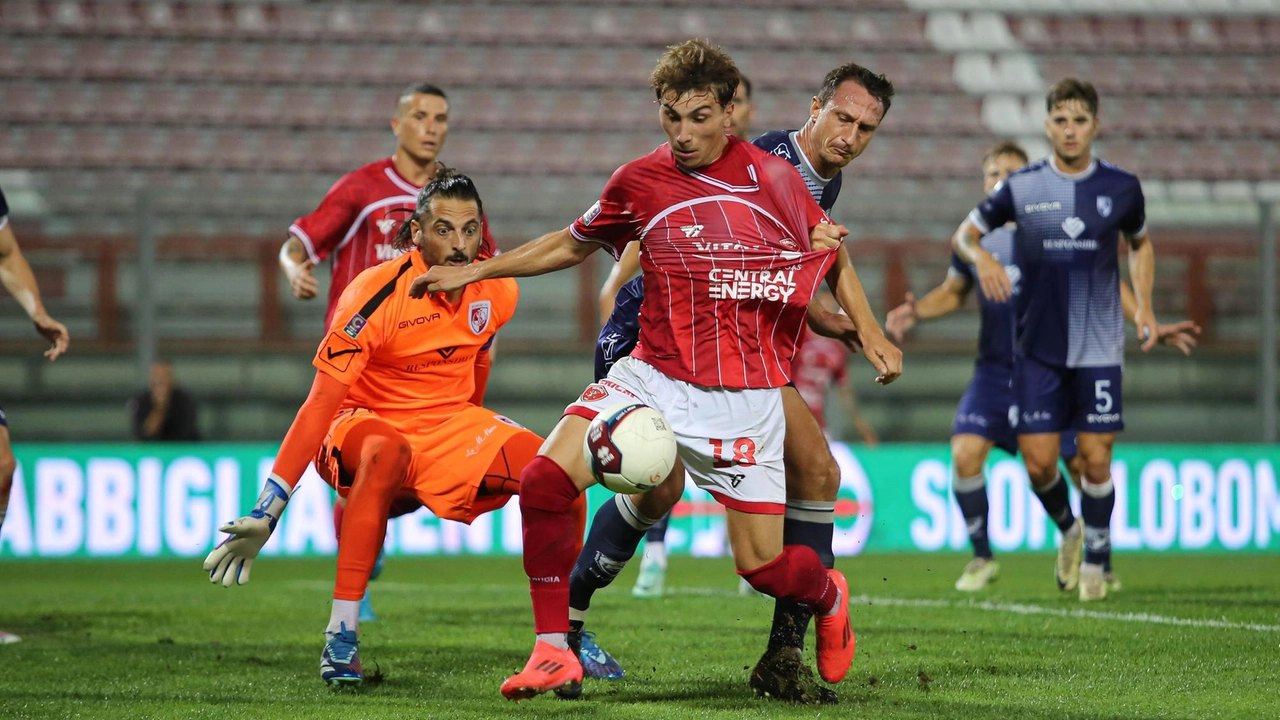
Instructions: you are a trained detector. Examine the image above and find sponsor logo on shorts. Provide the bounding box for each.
[465,425,498,457]
[1022,410,1052,424]
[468,301,491,335]
[494,414,524,428]
[955,412,990,428]
[343,314,367,339]
[581,384,609,403]
[1088,412,1122,424]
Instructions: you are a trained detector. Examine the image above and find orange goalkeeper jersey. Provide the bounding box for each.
[313,250,518,417]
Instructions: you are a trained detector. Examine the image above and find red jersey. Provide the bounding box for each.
[791,328,849,429]
[570,138,837,389]
[290,157,498,327]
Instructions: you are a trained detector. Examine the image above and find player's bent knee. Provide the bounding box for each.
[634,464,684,518]
[362,433,412,474]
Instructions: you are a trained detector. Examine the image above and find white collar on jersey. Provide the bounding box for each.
[788,131,834,188]
[1047,156,1098,182]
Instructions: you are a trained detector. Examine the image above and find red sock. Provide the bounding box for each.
[333,500,345,542]
[739,544,838,615]
[518,456,581,634]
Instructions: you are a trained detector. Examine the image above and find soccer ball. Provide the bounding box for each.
[582,403,677,494]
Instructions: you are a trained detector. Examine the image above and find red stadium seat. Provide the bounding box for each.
[1137,17,1183,53]
[1255,57,1280,94]
[176,3,231,38]
[1108,97,1156,138]
[71,38,116,79]
[0,0,46,34]
[343,46,390,86]
[1096,17,1138,50]
[1211,56,1256,95]
[0,84,43,122]
[253,44,299,84]
[1201,99,1244,138]
[1051,17,1099,52]
[1221,18,1263,52]
[297,45,347,85]
[1185,142,1230,180]
[165,42,211,81]
[1126,57,1170,95]
[119,128,164,168]
[115,41,166,79]
[210,42,259,82]
[25,39,72,78]
[97,84,142,124]
[1265,18,1280,52]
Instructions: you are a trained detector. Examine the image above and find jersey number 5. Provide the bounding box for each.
[711,438,757,468]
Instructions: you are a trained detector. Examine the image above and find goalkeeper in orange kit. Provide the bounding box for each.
[203,169,587,686]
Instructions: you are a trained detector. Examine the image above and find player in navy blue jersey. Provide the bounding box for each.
[953,79,1162,601]
[575,63,895,705]
[0,183,71,644]
[889,141,1198,593]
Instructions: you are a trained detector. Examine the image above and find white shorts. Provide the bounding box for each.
[565,356,786,514]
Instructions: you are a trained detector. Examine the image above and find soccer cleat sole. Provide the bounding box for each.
[324,674,364,687]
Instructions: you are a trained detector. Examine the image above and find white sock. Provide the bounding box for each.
[642,541,667,567]
[326,599,361,635]
[537,632,569,650]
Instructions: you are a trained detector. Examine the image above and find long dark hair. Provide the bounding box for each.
[391,166,484,251]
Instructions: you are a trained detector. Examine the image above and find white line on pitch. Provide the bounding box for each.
[851,594,1280,633]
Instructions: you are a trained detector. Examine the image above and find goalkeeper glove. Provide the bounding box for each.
[203,475,291,588]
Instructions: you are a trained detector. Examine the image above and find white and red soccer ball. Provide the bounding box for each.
[582,403,677,494]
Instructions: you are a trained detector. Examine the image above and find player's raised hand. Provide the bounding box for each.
[409,265,474,298]
[809,222,848,251]
[807,306,862,352]
[860,330,903,385]
[1156,319,1200,355]
[885,292,918,343]
[1134,307,1160,352]
[973,252,1012,303]
[204,477,290,588]
[287,260,320,300]
[32,311,69,361]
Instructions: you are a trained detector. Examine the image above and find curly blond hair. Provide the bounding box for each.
[650,39,739,108]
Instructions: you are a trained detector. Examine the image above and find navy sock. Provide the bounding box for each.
[645,513,670,544]
[568,494,656,615]
[1034,473,1076,534]
[1080,479,1115,567]
[953,472,993,559]
[768,500,835,653]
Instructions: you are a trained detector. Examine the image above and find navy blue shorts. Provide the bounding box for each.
[953,364,1018,456]
[1013,355,1124,435]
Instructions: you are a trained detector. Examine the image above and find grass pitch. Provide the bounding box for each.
[1,553,1278,719]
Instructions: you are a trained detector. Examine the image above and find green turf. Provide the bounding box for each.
[1,553,1278,719]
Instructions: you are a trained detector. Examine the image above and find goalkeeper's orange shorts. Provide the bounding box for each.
[315,406,542,524]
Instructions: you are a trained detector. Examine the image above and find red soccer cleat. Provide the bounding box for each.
[814,569,856,683]
[500,640,584,701]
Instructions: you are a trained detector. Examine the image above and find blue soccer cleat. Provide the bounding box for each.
[320,622,364,686]
[578,630,625,680]
[369,550,386,582]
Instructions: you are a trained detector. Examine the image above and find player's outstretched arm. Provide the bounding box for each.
[279,236,319,300]
[825,246,903,385]
[204,371,349,587]
[885,274,971,342]
[410,228,598,298]
[952,220,1010,302]
[599,242,641,324]
[1126,232,1159,352]
[0,223,69,360]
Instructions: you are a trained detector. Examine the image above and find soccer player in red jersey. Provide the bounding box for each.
[278,83,499,621]
[279,83,498,327]
[412,40,902,701]
[0,183,71,645]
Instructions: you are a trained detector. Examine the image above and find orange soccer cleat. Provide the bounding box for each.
[814,569,856,684]
[500,640,584,701]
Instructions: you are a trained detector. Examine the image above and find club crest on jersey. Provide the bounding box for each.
[468,300,491,335]
[376,218,398,235]
[343,314,368,339]
[581,384,609,402]
[581,201,602,227]
[1097,196,1113,218]
[1062,217,1086,239]
[771,143,792,160]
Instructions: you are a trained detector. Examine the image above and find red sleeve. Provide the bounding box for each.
[269,372,349,490]
[291,172,361,263]
[478,214,499,259]
[760,155,832,249]
[568,165,641,260]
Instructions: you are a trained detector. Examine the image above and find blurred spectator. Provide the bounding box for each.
[130,359,200,441]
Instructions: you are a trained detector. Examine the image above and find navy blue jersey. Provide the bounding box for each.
[752,130,843,214]
[595,132,844,380]
[949,226,1017,369]
[970,159,1145,368]
[594,276,643,381]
